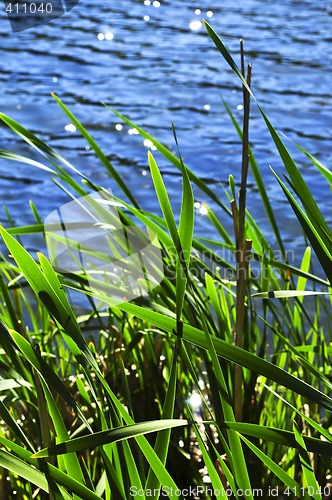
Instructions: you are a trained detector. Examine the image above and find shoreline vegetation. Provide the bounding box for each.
[0,22,331,499]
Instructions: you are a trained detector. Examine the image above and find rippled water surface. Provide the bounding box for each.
[0,0,331,254]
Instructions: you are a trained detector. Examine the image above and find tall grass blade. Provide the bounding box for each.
[238,434,312,500]
[51,94,139,209]
[32,420,188,458]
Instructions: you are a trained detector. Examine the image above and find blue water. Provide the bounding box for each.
[0,0,331,259]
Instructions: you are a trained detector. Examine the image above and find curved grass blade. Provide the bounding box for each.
[6,224,46,236]
[0,113,83,179]
[220,422,332,456]
[0,449,72,499]
[51,94,139,209]
[250,251,330,288]
[291,140,332,186]
[204,21,331,243]
[263,384,332,443]
[237,434,312,500]
[0,149,55,173]
[32,420,188,458]
[65,285,332,411]
[0,227,89,357]
[271,169,332,283]
[283,175,332,254]
[0,437,102,500]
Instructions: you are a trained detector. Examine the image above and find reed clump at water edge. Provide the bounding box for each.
[0,22,331,500]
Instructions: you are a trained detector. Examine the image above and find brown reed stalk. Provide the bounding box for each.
[233,40,252,422]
